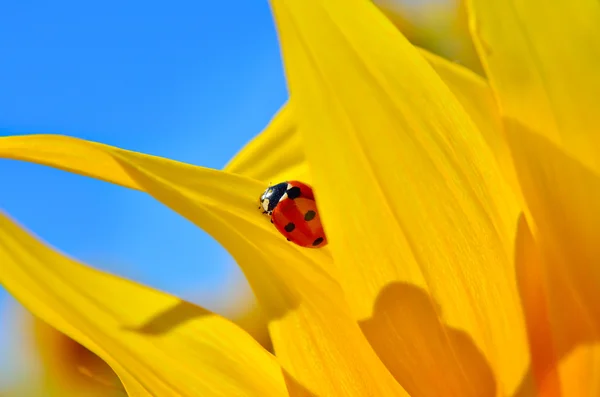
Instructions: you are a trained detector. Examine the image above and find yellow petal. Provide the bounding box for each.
[31,315,124,396]
[0,211,287,396]
[418,50,521,198]
[467,0,600,171]
[226,296,273,353]
[515,214,600,397]
[507,121,600,395]
[0,134,404,396]
[513,214,562,397]
[555,345,600,396]
[376,0,485,76]
[228,49,521,196]
[273,0,527,395]
[225,104,310,184]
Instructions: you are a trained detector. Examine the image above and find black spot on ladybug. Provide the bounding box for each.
[312,237,324,246]
[287,186,301,200]
[270,219,273,224]
[287,238,292,241]
[284,222,296,232]
[304,210,316,221]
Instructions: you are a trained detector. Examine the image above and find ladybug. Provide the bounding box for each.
[259,181,327,248]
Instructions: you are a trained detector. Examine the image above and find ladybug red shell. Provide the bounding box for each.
[259,181,327,248]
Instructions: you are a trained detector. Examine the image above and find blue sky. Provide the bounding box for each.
[0,0,287,384]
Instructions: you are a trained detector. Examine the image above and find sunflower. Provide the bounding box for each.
[1,0,599,395]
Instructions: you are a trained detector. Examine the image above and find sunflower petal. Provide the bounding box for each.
[0,134,405,396]
[31,316,124,396]
[555,345,600,397]
[412,50,522,198]
[507,120,600,395]
[228,49,520,195]
[0,211,287,397]
[514,214,600,397]
[467,0,600,170]
[273,0,527,395]
[224,104,310,184]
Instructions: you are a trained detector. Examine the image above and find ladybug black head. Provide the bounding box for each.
[259,182,288,215]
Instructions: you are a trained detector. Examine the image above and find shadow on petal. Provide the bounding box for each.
[513,215,600,397]
[512,214,563,397]
[360,282,496,397]
[126,299,319,396]
[282,370,318,397]
[507,121,600,396]
[123,300,211,335]
[125,299,274,353]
